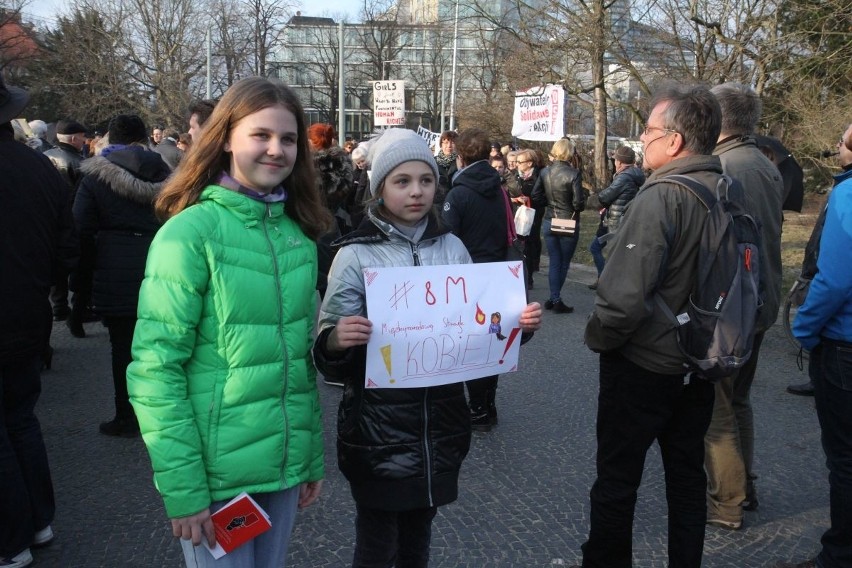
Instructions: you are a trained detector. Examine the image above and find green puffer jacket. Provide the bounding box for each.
[127,185,324,519]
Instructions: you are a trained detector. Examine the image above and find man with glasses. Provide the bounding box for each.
[576,85,725,568]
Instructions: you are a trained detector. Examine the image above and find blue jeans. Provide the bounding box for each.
[589,236,606,277]
[180,487,300,567]
[0,355,55,558]
[581,351,715,568]
[543,218,580,303]
[353,504,437,568]
[811,339,852,568]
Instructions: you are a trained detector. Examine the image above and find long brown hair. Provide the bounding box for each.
[155,77,332,240]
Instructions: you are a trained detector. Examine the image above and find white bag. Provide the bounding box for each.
[514,204,535,236]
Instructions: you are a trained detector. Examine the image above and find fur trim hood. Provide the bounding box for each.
[80,147,170,205]
[313,146,353,196]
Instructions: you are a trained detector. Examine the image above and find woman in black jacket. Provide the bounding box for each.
[513,148,544,287]
[531,138,585,313]
[72,115,169,437]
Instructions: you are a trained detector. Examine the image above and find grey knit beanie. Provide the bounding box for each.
[367,128,439,196]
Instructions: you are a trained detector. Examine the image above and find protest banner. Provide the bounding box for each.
[511,84,565,141]
[373,80,406,126]
[417,125,439,151]
[364,261,527,388]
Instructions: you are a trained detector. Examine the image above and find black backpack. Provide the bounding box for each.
[653,174,762,381]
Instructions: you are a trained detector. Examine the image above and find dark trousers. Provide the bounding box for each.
[49,269,70,314]
[811,340,852,568]
[352,504,437,568]
[0,356,55,557]
[466,374,498,413]
[103,316,137,419]
[581,351,715,568]
[524,207,545,273]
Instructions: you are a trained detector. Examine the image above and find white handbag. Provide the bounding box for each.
[550,217,577,236]
[514,204,535,236]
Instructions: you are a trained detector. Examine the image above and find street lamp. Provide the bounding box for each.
[448,0,459,131]
[382,59,399,80]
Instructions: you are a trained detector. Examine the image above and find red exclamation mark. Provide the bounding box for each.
[499,328,521,364]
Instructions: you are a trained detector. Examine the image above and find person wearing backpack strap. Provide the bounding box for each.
[703,83,786,529]
[780,123,852,568]
[578,85,724,568]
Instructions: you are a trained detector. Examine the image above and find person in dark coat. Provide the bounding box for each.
[441,128,512,431]
[513,148,544,288]
[589,145,644,288]
[44,119,89,323]
[0,75,76,568]
[72,114,170,437]
[435,130,458,205]
[152,128,183,170]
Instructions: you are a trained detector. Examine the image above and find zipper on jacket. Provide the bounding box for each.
[409,238,435,505]
[423,389,434,507]
[263,203,290,475]
[410,241,421,267]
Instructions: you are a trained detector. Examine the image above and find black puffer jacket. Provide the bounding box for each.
[531,160,585,220]
[73,147,169,316]
[442,159,508,263]
[597,165,644,231]
[0,125,77,363]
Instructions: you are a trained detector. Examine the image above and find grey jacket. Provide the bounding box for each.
[318,208,472,332]
[585,154,725,375]
[714,136,785,332]
[598,165,644,231]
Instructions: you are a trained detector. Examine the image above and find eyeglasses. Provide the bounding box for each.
[517,159,532,164]
[643,125,679,137]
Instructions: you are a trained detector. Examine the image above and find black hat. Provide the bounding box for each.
[107,114,147,145]
[56,119,87,135]
[0,74,30,125]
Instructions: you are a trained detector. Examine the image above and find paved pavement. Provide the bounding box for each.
[33,263,825,567]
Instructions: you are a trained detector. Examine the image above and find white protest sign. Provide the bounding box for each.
[511,84,565,141]
[364,261,527,388]
[373,80,406,126]
[417,125,439,152]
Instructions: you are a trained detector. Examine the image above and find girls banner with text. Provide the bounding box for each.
[511,84,565,141]
[363,261,527,388]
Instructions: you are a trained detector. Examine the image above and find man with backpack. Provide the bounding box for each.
[577,85,726,568]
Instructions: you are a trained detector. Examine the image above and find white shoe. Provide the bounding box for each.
[0,548,33,568]
[33,525,54,547]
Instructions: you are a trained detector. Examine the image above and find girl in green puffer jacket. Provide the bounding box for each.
[127,78,333,568]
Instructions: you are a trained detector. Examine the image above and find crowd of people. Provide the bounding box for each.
[1,70,849,568]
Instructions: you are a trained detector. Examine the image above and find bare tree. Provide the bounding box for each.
[244,0,292,76]
[208,0,253,89]
[73,0,207,128]
[23,7,138,126]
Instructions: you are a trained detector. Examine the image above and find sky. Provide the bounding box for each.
[23,0,358,29]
